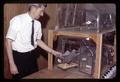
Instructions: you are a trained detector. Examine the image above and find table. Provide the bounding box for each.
[23,67,92,79]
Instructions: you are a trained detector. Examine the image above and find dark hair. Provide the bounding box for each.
[28,3,47,11]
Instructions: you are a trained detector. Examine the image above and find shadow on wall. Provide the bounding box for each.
[38,12,50,29]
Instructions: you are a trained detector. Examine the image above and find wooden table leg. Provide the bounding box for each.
[48,30,54,70]
[93,34,103,79]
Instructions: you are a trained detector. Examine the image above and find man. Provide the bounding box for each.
[5,4,62,79]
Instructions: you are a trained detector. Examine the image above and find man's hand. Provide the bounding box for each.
[51,50,62,57]
[10,63,19,75]
[6,39,19,75]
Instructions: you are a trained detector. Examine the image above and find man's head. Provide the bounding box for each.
[28,3,47,19]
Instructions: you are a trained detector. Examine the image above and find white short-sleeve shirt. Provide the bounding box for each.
[6,12,42,52]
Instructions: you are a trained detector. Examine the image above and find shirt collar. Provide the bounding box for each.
[26,12,34,22]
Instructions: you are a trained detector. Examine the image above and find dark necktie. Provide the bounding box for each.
[31,20,34,46]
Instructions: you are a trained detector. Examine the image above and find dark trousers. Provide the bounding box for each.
[12,49,38,79]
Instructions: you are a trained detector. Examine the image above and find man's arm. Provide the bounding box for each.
[37,40,62,56]
[5,38,19,75]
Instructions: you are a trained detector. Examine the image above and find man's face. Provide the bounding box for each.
[33,6,45,19]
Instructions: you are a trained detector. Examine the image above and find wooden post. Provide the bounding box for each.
[113,32,116,64]
[93,34,103,78]
[48,30,54,70]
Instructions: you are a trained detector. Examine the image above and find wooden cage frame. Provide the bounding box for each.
[47,29,116,79]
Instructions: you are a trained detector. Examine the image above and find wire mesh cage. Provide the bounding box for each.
[54,4,116,78]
